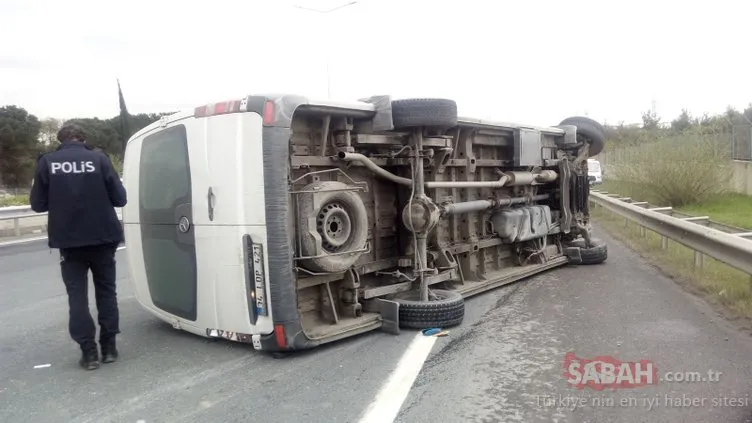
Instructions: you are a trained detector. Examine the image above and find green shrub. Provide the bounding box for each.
[0,194,28,207]
[611,128,732,207]
[108,153,123,176]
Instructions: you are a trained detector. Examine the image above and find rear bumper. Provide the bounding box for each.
[257,319,319,352]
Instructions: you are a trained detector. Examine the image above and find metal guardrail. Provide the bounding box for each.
[0,205,123,241]
[5,192,752,277]
[589,190,752,276]
[0,205,36,218]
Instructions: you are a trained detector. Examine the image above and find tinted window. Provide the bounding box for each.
[140,126,192,218]
[138,124,197,321]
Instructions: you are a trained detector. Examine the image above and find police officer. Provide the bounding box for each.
[29,123,127,370]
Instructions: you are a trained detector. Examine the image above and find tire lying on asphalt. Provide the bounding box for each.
[297,181,369,273]
[394,289,465,329]
[559,116,607,157]
[391,98,458,129]
[568,237,608,265]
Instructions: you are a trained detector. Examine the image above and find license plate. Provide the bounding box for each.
[252,243,267,315]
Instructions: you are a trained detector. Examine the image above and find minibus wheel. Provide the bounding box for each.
[391,98,458,129]
[558,116,606,157]
[567,237,608,265]
[394,289,465,329]
[298,181,369,273]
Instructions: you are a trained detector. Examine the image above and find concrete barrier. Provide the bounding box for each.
[731,160,752,196]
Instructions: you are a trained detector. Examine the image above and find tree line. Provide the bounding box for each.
[604,103,752,148]
[600,103,752,206]
[0,105,171,189]
[3,100,752,190]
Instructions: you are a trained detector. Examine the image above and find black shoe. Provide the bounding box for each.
[101,339,119,363]
[79,349,100,370]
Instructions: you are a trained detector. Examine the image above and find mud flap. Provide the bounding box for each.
[364,298,401,335]
[563,246,583,265]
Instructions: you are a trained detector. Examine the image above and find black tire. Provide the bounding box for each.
[394,289,465,329]
[297,181,369,273]
[391,98,458,129]
[569,237,608,265]
[559,116,606,157]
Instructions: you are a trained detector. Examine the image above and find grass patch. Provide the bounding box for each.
[0,195,29,207]
[680,193,752,229]
[598,180,661,205]
[592,205,752,321]
[598,180,752,229]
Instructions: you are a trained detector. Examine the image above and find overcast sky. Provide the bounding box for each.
[1,0,750,127]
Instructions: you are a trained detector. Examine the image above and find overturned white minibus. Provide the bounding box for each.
[121,94,608,352]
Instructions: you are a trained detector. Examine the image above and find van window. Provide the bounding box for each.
[138,124,198,320]
[140,127,192,214]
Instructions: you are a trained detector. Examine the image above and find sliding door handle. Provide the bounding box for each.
[207,187,215,221]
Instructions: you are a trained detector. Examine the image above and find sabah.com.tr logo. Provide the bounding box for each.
[562,352,722,390]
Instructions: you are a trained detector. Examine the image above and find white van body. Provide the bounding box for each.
[587,159,603,185]
[122,97,380,350]
[122,108,275,346]
[122,94,608,352]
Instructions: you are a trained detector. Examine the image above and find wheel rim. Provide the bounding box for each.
[316,202,352,252]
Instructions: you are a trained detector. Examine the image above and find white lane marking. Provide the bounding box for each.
[0,236,49,247]
[33,364,51,369]
[117,246,126,251]
[358,332,438,423]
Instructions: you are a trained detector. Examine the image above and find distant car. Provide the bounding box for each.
[587,159,603,185]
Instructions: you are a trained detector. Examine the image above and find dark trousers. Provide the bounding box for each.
[59,242,120,351]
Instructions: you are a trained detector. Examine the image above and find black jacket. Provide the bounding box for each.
[29,142,127,249]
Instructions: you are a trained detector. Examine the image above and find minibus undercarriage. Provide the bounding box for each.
[284,97,607,345]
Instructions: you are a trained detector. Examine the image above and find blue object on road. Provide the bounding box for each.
[422,328,441,336]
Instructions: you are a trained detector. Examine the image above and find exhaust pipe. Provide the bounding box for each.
[442,194,550,215]
[338,152,412,186]
[337,152,513,189]
[425,176,509,189]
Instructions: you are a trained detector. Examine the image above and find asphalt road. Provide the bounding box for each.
[1,227,752,423]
